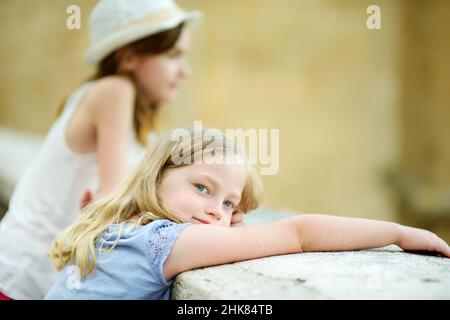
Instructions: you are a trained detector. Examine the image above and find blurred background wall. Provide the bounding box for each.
[1,0,449,240]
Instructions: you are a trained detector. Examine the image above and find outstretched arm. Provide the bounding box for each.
[164,214,450,280]
[298,214,450,256]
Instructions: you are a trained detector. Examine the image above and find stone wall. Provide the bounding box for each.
[386,0,450,241]
[172,245,450,299]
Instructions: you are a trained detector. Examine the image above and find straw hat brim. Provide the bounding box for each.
[84,11,202,67]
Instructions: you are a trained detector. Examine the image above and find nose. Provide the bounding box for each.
[205,201,224,221]
[179,61,191,79]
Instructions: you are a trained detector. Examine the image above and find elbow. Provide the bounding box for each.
[289,215,309,253]
[291,214,320,253]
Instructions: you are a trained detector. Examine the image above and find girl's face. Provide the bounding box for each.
[157,159,248,227]
[125,28,192,104]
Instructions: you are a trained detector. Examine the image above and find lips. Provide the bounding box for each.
[192,217,211,224]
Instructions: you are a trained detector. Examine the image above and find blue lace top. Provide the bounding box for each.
[45,219,191,300]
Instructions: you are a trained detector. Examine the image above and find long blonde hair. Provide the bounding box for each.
[48,128,264,276]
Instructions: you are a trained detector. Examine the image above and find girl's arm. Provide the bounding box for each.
[293,214,400,252]
[298,214,450,255]
[90,76,136,196]
[164,214,450,280]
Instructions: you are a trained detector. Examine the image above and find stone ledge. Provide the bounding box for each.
[172,245,450,299]
[172,208,450,299]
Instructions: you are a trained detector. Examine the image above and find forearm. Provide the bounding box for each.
[296,214,401,252]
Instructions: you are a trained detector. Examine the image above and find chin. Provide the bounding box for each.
[156,92,177,104]
[169,90,179,101]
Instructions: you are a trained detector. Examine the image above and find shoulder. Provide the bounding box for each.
[93,75,135,98]
[87,76,136,116]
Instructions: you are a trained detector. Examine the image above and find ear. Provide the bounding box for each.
[115,48,139,72]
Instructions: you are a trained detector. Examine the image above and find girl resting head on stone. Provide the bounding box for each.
[45,128,450,300]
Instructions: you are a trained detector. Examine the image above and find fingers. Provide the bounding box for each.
[230,222,246,227]
[401,228,450,258]
[438,239,450,258]
[81,189,94,209]
[230,211,246,227]
[230,211,244,224]
[430,234,450,258]
[84,190,93,201]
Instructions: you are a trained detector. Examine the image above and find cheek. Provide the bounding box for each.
[143,59,173,81]
[160,187,203,215]
[134,60,165,89]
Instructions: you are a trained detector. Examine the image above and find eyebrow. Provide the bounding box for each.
[198,174,241,202]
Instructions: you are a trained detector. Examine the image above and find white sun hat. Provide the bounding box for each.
[84,0,202,67]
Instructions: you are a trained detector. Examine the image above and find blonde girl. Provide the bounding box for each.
[0,0,228,300]
[45,129,450,300]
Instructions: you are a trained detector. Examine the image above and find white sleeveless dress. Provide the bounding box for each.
[0,82,149,299]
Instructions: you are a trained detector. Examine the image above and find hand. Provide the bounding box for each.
[396,225,450,258]
[230,210,246,227]
[80,189,94,209]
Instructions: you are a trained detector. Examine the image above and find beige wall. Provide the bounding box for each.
[0,0,96,133]
[1,1,449,231]
[391,0,450,239]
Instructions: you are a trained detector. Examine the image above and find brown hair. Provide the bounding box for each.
[55,23,185,146]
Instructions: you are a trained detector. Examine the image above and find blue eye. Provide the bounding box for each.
[196,184,208,193]
[223,200,234,208]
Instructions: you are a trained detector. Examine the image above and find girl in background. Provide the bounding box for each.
[45,128,450,300]
[0,0,244,301]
